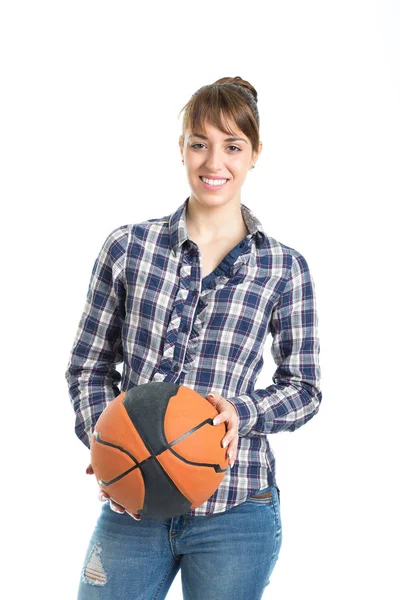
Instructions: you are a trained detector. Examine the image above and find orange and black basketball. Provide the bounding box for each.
[90,382,229,519]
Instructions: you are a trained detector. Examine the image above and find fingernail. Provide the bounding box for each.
[223,440,228,448]
[213,417,220,425]
[111,506,124,514]
[207,393,215,399]
[229,451,232,459]
[128,512,141,521]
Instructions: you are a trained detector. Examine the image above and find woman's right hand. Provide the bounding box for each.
[86,463,142,521]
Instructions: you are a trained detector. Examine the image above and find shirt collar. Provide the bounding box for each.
[169,197,267,256]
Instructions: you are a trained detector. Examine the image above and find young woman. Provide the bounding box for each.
[66,76,322,599]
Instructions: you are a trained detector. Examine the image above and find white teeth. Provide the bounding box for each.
[201,177,227,186]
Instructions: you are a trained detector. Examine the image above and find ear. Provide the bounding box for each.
[254,140,263,159]
[252,140,263,166]
[179,135,184,158]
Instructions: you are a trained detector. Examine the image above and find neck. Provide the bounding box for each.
[185,196,249,243]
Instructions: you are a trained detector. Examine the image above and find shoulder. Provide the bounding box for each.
[263,233,314,289]
[103,213,169,249]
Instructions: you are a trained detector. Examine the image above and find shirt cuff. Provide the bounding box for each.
[226,396,257,436]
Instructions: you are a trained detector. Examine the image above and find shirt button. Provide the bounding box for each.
[182,324,188,333]
[173,364,180,372]
[239,242,245,248]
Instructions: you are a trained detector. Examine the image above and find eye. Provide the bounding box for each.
[228,145,241,152]
[191,143,205,149]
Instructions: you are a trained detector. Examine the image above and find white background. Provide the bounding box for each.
[1,1,399,598]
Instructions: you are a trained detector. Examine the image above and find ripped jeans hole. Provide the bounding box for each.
[82,540,107,586]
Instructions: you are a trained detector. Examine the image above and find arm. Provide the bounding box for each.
[65,226,129,448]
[226,250,322,437]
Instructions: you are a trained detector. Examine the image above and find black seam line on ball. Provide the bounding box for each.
[167,418,215,448]
[100,451,227,487]
[94,431,141,465]
[99,465,138,487]
[168,446,228,473]
[94,431,141,486]
[96,417,215,458]
[95,418,227,485]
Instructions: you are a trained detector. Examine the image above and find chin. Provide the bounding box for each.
[191,193,238,208]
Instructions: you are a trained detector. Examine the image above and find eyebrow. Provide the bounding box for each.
[189,133,248,143]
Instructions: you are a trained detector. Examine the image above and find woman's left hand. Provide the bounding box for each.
[206,392,239,468]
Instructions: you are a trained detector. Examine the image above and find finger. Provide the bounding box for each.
[127,511,142,521]
[213,402,239,427]
[229,438,238,456]
[222,436,238,467]
[220,422,238,449]
[223,433,238,457]
[98,489,109,502]
[213,410,230,425]
[109,499,125,514]
[206,392,224,410]
[225,416,238,431]
[110,498,125,511]
[227,441,238,465]
[221,420,238,440]
[223,434,238,454]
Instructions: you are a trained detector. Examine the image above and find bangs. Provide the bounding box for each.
[180,84,259,150]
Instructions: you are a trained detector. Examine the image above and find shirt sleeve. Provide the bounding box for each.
[226,250,322,436]
[65,226,129,449]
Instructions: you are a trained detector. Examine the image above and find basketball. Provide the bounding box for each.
[90,382,229,519]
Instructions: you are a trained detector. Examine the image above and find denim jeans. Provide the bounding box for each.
[77,485,282,600]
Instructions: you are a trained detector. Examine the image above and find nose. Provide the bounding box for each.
[204,147,225,173]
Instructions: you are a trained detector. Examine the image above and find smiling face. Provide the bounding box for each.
[179,117,262,209]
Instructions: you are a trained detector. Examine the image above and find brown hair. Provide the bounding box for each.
[178,76,260,154]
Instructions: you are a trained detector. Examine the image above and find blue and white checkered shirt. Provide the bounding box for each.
[65,197,322,516]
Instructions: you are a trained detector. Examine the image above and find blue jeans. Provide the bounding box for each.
[77,485,282,600]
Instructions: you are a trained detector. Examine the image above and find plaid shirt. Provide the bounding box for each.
[65,197,322,516]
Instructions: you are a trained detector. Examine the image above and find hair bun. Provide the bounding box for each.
[213,76,258,103]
